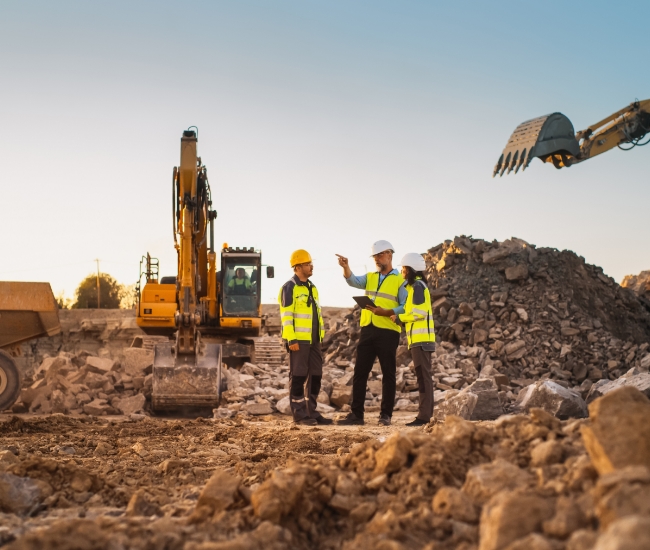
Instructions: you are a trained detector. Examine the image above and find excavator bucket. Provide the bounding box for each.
[151,341,222,412]
[493,113,581,176]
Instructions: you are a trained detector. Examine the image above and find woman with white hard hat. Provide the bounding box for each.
[390,252,436,426]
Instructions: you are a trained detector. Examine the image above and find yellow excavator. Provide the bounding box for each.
[136,129,275,412]
[493,99,650,176]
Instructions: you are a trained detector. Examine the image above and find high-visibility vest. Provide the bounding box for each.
[361,271,403,333]
[278,276,325,344]
[228,277,251,295]
[399,277,435,348]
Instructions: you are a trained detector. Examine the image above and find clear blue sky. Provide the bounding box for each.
[1,0,648,306]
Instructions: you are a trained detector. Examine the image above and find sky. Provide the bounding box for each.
[1,0,649,306]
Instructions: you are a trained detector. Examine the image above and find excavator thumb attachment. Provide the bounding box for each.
[151,341,222,412]
[493,113,580,177]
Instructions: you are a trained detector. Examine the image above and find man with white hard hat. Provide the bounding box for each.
[335,240,407,426]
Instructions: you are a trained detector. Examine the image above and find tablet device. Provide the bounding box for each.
[353,296,376,309]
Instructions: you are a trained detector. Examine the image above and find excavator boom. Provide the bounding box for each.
[493,99,650,177]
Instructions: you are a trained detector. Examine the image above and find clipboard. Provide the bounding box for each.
[353,296,376,309]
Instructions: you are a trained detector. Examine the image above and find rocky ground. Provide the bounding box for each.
[2,235,650,548]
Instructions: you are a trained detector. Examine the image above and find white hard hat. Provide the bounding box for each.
[400,252,426,272]
[370,240,394,256]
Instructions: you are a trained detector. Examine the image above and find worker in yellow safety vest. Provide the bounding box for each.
[390,252,436,426]
[335,240,407,426]
[278,249,332,426]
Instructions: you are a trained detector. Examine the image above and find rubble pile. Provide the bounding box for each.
[313,236,650,421]
[622,269,650,299]
[3,386,649,549]
[10,347,153,417]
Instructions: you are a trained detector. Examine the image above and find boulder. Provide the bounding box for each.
[373,433,413,476]
[593,515,650,550]
[252,470,305,523]
[465,378,503,421]
[505,264,529,282]
[478,491,555,550]
[121,348,153,377]
[275,396,291,416]
[0,472,48,515]
[463,459,534,505]
[242,401,273,416]
[433,391,478,422]
[330,384,352,408]
[114,393,146,415]
[516,380,587,419]
[580,386,650,475]
[432,486,478,523]
[196,469,241,513]
[125,489,160,517]
[592,466,650,529]
[586,373,650,402]
[85,356,115,374]
[83,399,112,416]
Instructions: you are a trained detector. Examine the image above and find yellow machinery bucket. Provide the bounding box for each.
[493,112,581,176]
[0,281,61,411]
[151,340,222,412]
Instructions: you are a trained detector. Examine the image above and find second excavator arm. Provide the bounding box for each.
[493,99,650,176]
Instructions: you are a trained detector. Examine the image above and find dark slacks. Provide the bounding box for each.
[410,345,434,421]
[351,325,400,419]
[289,342,323,421]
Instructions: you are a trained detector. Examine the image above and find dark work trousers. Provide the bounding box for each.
[289,342,323,421]
[351,325,400,419]
[410,346,434,421]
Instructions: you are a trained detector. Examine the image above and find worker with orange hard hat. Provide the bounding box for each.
[278,250,332,426]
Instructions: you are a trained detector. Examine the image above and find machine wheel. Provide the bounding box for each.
[0,350,21,411]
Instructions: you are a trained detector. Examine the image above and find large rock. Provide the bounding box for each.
[83,399,112,416]
[593,515,650,550]
[432,486,478,523]
[580,386,650,475]
[463,459,534,505]
[275,396,291,415]
[505,264,529,282]
[85,356,115,374]
[121,348,154,377]
[196,469,241,513]
[252,469,305,523]
[465,378,503,421]
[242,401,273,416]
[593,466,650,529]
[0,472,48,515]
[586,373,650,402]
[478,491,555,550]
[114,393,146,415]
[433,391,478,422]
[330,384,352,408]
[516,380,587,419]
[373,433,413,476]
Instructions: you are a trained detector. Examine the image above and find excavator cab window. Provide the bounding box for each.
[222,259,260,316]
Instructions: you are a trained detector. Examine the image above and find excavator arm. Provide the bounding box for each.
[493,99,650,177]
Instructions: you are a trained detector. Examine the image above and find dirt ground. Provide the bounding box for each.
[0,411,414,549]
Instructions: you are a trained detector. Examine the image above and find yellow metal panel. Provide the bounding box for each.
[142,285,176,303]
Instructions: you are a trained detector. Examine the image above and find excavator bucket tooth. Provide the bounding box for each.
[152,342,222,412]
[493,113,580,176]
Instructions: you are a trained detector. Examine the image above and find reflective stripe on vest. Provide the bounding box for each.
[360,272,403,333]
[402,278,435,348]
[277,279,325,343]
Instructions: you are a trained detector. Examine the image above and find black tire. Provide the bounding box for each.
[0,350,21,411]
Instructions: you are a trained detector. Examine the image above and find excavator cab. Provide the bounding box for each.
[220,246,266,328]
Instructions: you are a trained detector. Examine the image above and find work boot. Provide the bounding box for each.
[336,412,364,426]
[313,415,333,425]
[405,418,428,427]
[378,413,391,426]
[296,417,318,426]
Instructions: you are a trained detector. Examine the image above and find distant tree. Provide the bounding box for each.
[120,284,137,309]
[72,273,123,309]
[55,291,72,310]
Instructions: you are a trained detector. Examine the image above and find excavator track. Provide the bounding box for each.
[251,337,285,368]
